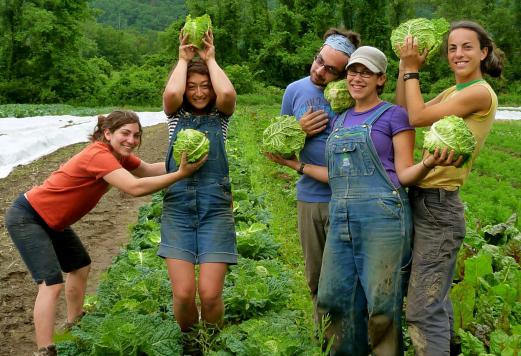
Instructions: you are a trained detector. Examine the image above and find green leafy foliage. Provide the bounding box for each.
[223,258,294,321]
[210,310,321,355]
[261,115,306,158]
[390,17,449,62]
[173,128,210,164]
[182,14,212,49]
[423,115,477,164]
[235,222,280,260]
[324,79,355,113]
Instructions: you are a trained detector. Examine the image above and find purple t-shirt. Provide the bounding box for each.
[332,102,414,188]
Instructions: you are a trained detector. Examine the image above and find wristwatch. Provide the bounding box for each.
[403,72,420,81]
[298,162,306,175]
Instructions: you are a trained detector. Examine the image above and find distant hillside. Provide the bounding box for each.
[90,0,187,31]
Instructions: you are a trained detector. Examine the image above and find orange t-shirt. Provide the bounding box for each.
[26,141,141,231]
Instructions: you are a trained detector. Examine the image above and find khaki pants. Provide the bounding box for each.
[297,201,329,324]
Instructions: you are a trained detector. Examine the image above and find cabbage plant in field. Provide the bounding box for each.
[182,14,212,49]
[423,115,476,164]
[173,128,209,164]
[324,79,354,113]
[261,115,306,158]
[390,18,449,62]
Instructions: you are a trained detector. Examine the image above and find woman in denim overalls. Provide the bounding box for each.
[269,46,459,355]
[159,29,237,335]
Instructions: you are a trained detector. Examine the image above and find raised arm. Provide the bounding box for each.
[163,33,197,116]
[398,35,491,127]
[103,154,206,197]
[199,30,236,116]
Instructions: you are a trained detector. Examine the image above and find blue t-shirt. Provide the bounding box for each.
[281,76,334,203]
[332,102,414,188]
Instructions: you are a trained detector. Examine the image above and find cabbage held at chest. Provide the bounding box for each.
[173,129,209,164]
[324,80,355,113]
[390,18,449,62]
[182,14,212,49]
[261,115,306,158]
[423,115,477,164]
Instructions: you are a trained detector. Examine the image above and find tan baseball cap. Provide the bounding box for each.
[346,46,387,73]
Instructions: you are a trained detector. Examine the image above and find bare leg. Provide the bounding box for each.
[34,282,63,347]
[198,263,228,326]
[64,264,90,323]
[166,259,198,331]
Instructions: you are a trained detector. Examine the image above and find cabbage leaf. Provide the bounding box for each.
[423,115,476,164]
[390,17,449,62]
[261,115,306,158]
[182,14,212,49]
[324,79,355,113]
[173,128,209,164]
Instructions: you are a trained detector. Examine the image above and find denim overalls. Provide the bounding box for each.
[158,112,237,264]
[317,103,412,355]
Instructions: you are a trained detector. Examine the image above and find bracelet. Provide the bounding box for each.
[422,160,434,170]
[403,72,420,81]
[298,162,306,175]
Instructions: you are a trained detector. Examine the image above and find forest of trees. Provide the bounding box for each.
[0,0,519,106]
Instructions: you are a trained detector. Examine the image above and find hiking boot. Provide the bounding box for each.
[62,311,86,331]
[34,344,57,356]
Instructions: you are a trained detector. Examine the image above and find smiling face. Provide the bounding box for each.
[447,28,488,82]
[185,73,215,113]
[346,63,386,103]
[104,123,141,159]
[309,45,349,87]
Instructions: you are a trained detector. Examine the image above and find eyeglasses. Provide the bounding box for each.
[314,54,342,77]
[346,68,376,79]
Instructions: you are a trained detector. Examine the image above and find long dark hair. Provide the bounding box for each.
[90,110,142,146]
[448,21,504,78]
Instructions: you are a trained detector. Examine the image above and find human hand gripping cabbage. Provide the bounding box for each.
[173,128,210,165]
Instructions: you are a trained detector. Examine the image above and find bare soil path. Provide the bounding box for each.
[0,123,168,355]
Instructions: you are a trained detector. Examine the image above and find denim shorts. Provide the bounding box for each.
[5,194,91,285]
[159,178,237,264]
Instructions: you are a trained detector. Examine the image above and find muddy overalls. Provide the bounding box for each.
[317,103,412,355]
[159,111,237,264]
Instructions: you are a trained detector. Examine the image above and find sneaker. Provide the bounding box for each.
[62,311,86,331]
[34,344,57,356]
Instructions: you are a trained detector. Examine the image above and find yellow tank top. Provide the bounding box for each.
[418,81,497,190]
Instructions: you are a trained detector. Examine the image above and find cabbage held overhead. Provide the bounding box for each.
[390,18,449,62]
[173,128,209,164]
[423,115,477,165]
[182,14,212,49]
[262,115,306,158]
[324,79,355,113]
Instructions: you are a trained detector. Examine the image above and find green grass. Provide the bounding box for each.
[0,104,162,118]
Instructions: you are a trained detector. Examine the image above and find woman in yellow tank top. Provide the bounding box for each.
[395,21,505,355]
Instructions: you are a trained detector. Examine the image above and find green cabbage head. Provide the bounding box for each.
[182,14,212,49]
[423,115,477,164]
[324,79,355,113]
[390,18,449,62]
[262,115,306,158]
[173,128,209,164]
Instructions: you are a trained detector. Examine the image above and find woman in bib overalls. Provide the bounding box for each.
[160,29,237,335]
[268,46,460,355]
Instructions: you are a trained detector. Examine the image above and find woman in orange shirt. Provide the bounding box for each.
[5,110,205,356]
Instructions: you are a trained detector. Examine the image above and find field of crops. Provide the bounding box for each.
[53,101,520,355]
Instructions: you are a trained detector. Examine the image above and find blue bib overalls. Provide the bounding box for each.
[159,112,237,264]
[317,103,412,355]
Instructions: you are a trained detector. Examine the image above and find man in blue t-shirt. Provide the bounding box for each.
[267,28,360,324]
